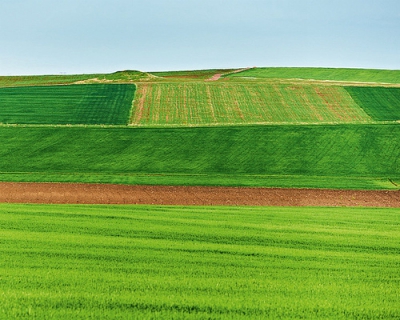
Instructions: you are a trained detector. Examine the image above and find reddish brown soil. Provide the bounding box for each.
[206,73,223,81]
[0,183,399,207]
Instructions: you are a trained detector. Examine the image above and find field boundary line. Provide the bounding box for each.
[0,119,393,129]
[126,83,138,125]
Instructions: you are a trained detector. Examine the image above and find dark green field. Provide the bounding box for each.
[1,204,399,319]
[0,124,398,189]
[0,84,135,125]
[345,87,400,121]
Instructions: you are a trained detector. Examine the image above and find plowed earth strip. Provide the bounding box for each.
[0,183,399,207]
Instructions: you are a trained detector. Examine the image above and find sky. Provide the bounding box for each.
[0,0,399,75]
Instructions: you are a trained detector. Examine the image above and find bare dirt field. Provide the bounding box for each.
[0,182,399,207]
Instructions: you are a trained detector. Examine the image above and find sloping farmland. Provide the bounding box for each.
[130,82,372,126]
[0,84,135,125]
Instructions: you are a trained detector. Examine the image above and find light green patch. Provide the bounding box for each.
[0,204,399,319]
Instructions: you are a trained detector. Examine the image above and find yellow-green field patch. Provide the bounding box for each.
[130,82,372,126]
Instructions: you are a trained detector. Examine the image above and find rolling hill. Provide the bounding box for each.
[0,67,399,189]
[1,67,399,319]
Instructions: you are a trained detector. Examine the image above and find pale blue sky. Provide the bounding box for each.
[0,0,399,75]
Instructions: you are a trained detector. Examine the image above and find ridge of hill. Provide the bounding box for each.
[0,70,154,88]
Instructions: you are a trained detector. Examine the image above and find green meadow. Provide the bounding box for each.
[0,124,399,189]
[1,204,399,319]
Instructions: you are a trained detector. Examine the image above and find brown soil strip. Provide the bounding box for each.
[206,74,223,81]
[206,67,255,82]
[0,183,399,207]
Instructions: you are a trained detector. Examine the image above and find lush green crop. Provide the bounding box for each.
[345,87,400,121]
[0,84,135,125]
[0,125,398,189]
[0,204,399,319]
[131,82,371,126]
[227,67,400,84]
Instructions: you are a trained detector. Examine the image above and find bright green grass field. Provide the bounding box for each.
[345,87,400,121]
[0,125,399,189]
[0,204,399,319]
[227,67,400,84]
[0,84,135,125]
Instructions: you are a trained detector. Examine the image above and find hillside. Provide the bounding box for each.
[1,67,399,319]
[0,67,399,189]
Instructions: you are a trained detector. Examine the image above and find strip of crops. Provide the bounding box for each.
[1,204,399,319]
[0,125,398,189]
[131,83,371,126]
[227,67,400,84]
[345,87,400,121]
[0,71,149,87]
[0,84,135,125]
[0,74,101,87]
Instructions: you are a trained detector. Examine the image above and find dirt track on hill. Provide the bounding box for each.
[0,183,399,207]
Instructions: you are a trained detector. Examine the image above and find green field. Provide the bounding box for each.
[1,204,399,319]
[0,124,398,189]
[131,82,371,126]
[345,87,400,121]
[0,70,152,88]
[1,67,400,320]
[227,67,400,84]
[0,67,398,189]
[0,84,135,125]
[0,74,101,88]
